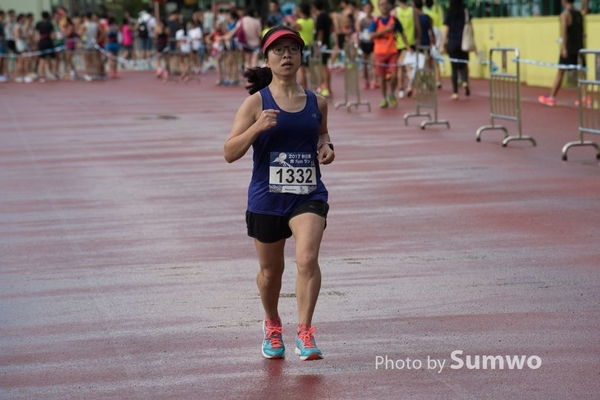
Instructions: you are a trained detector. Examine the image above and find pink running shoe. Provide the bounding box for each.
[538,95,556,107]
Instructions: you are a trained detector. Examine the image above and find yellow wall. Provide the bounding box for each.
[445,15,600,88]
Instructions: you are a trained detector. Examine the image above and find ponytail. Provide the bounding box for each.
[244,67,273,95]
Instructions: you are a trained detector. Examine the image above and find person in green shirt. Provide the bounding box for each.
[294,3,315,87]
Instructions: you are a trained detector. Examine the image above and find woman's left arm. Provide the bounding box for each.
[316,95,335,165]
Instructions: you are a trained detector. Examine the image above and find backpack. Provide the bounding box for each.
[235,19,246,45]
[138,20,148,39]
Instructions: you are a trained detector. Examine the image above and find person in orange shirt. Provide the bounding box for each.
[369,0,411,108]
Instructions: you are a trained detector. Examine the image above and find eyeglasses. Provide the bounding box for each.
[271,44,302,55]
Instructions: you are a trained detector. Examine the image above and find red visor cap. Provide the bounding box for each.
[261,30,305,54]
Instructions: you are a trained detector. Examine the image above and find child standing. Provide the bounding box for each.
[369,0,411,108]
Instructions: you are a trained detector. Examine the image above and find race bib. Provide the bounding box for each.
[269,152,317,195]
[359,28,371,42]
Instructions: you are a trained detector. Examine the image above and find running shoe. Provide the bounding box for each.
[451,93,458,100]
[398,89,405,99]
[388,93,398,107]
[295,326,323,361]
[574,96,592,107]
[538,95,556,107]
[262,320,285,359]
[370,80,380,89]
[379,99,389,108]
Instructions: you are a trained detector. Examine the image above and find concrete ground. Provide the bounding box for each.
[0,70,599,400]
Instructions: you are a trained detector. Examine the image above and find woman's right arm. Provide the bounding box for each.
[224,94,279,163]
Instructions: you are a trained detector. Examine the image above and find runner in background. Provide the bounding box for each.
[189,19,205,74]
[268,1,285,27]
[176,20,192,81]
[137,8,156,66]
[294,2,314,88]
[0,10,8,82]
[238,8,262,70]
[35,11,58,82]
[538,0,585,107]
[330,2,343,71]
[442,0,473,100]
[94,13,107,79]
[209,21,226,85]
[6,10,16,56]
[80,12,98,81]
[26,13,38,79]
[14,14,33,83]
[154,19,170,79]
[392,0,420,98]
[53,9,66,78]
[356,0,377,90]
[121,17,134,67]
[413,0,435,68]
[423,0,444,88]
[312,0,334,97]
[223,10,240,85]
[338,0,358,70]
[105,17,120,78]
[63,17,78,80]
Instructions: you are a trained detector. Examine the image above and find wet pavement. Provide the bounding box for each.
[1,71,599,399]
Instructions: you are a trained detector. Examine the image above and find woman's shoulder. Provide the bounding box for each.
[241,91,264,110]
[310,91,328,112]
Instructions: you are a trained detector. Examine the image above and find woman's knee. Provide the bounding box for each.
[258,261,285,280]
[295,253,319,275]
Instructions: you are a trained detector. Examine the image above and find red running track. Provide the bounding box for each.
[0,71,599,399]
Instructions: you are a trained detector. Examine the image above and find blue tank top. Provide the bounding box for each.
[418,14,431,47]
[247,87,328,216]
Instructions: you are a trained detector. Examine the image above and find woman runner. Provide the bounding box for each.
[224,26,335,361]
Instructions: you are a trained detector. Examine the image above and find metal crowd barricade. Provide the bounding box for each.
[334,41,371,112]
[476,47,536,146]
[561,49,600,161]
[476,47,536,147]
[308,43,323,93]
[403,46,449,129]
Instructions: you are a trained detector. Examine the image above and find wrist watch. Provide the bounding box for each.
[319,142,334,151]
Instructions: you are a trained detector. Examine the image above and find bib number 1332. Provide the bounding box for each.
[269,152,317,195]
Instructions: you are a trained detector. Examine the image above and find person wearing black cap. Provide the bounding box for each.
[224,26,335,361]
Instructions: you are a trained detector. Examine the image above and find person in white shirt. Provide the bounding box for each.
[176,22,191,80]
[137,9,156,62]
[188,19,205,73]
